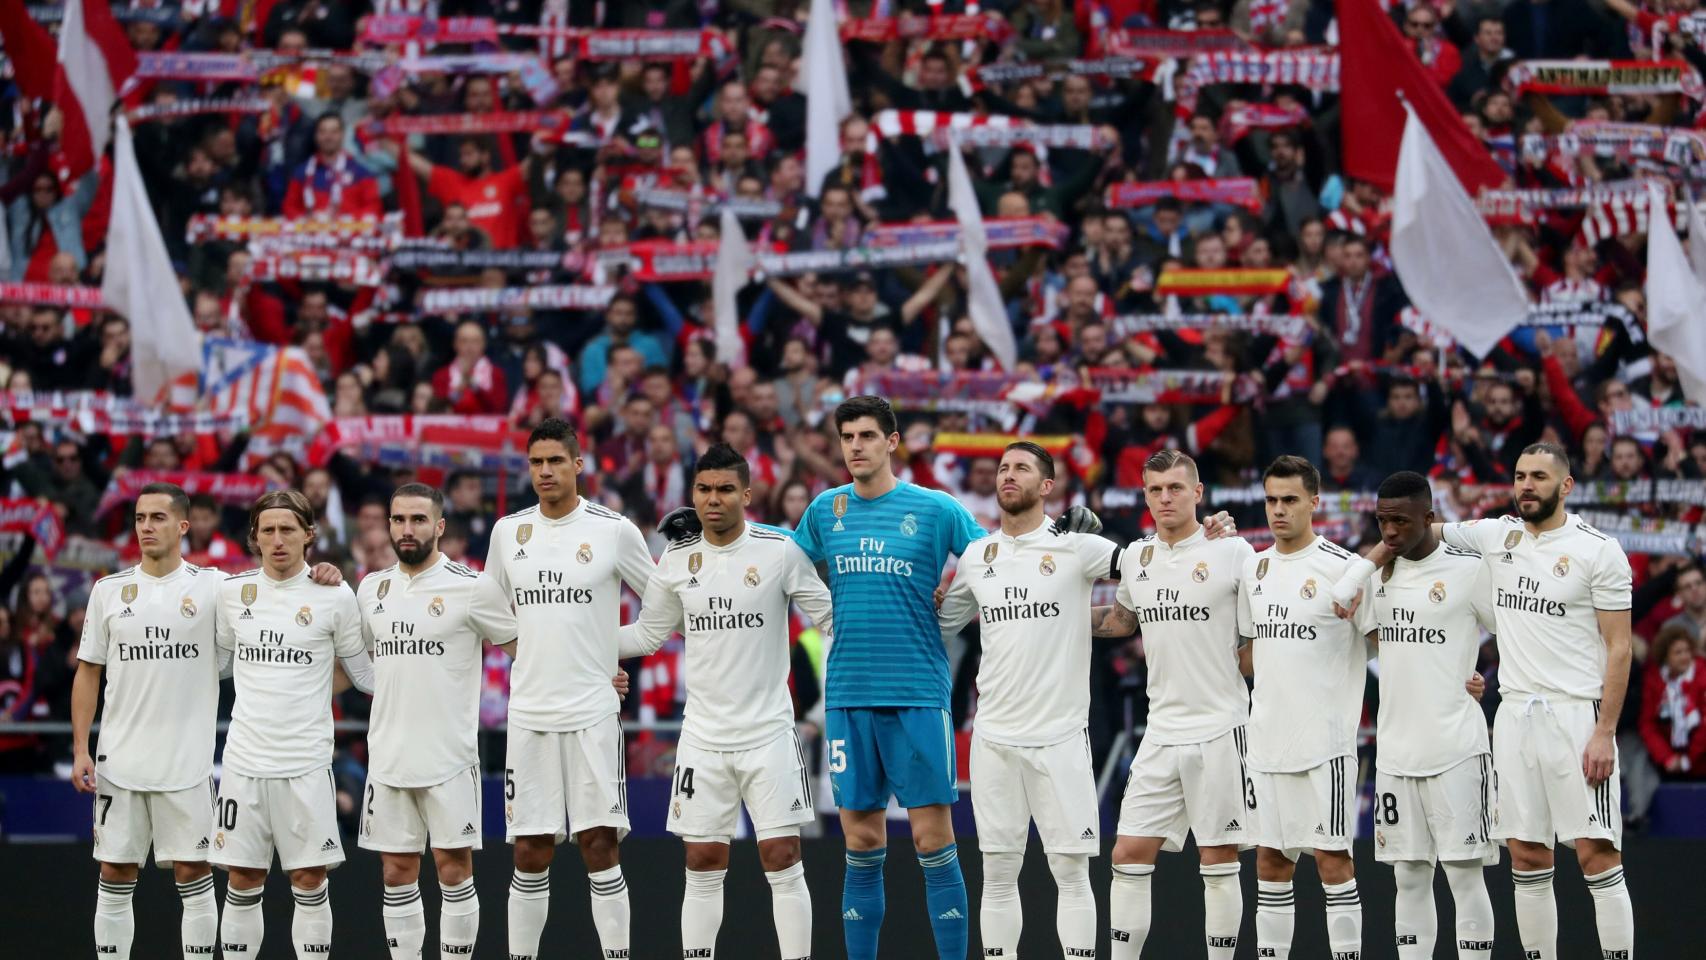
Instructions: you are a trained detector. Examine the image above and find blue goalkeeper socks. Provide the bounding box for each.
[843,848,887,960]
[920,843,969,960]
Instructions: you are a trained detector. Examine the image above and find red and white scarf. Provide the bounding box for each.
[301,153,349,215]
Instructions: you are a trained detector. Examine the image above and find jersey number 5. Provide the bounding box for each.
[829,739,847,774]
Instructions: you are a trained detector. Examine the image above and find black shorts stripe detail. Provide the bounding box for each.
[1233,726,1250,810]
[616,727,628,815]
[792,729,814,809]
[1331,757,1345,836]
[1479,755,1491,842]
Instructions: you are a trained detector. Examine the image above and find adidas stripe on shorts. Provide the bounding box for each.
[971,730,1101,855]
[666,730,815,842]
[357,765,484,853]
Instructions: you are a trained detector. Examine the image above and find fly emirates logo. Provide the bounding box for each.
[980,585,1061,623]
[687,595,765,633]
[514,569,594,606]
[835,537,915,577]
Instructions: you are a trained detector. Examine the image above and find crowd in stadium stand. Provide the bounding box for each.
[5,0,1706,832]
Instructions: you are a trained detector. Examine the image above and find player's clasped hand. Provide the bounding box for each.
[658,505,703,542]
[1050,505,1103,535]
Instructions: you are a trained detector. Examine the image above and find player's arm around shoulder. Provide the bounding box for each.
[1093,550,1141,638]
[1070,530,1124,583]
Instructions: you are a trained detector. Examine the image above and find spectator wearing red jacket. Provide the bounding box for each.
[1641,627,1706,778]
[432,320,509,415]
[1402,5,1462,88]
[281,114,381,220]
[406,137,531,250]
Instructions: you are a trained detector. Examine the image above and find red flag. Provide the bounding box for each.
[1338,0,1506,194]
[394,140,425,237]
[55,0,138,178]
[0,0,59,99]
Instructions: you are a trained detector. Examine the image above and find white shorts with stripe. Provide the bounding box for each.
[357,765,484,853]
[91,778,215,868]
[504,713,629,843]
[1492,696,1621,848]
[1252,755,1357,862]
[971,729,1100,855]
[1116,725,1253,852]
[209,769,345,872]
[667,730,815,842]
[1372,755,1499,865]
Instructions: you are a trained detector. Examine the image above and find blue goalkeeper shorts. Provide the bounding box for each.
[826,707,959,811]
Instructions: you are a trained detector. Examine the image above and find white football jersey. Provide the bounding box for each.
[1240,536,1376,772]
[358,555,517,788]
[1115,528,1256,746]
[78,562,224,792]
[1364,543,1496,776]
[1442,513,1633,701]
[217,567,364,778]
[485,500,656,732]
[940,522,1121,747]
[620,525,832,752]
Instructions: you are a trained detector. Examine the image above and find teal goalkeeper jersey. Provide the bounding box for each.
[791,480,985,709]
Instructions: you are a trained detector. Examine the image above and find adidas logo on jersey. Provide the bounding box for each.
[372,604,383,615]
[791,799,804,811]
[118,607,134,618]
[1315,823,1327,835]
[320,838,338,852]
[937,908,964,920]
[1588,814,1598,824]
[1135,570,1148,581]
[1376,586,1386,597]
[610,803,623,814]
[1251,585,1261,596]
[514,548,529,560]
[1225,819,1241,831]
[686,577,699,588]
[842,909,863,921]
[195,837,210,850]
[983,566,996,579]
[461,822,476,836]
[1465,834,1479,844]
[1080,827,1095,839]
[239,609,253,620]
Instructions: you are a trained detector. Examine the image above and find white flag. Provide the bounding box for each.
[1646,182,1706,403]
[946,144,1017,369]
[712,208,754,369]
[58,0,120,162]
[1390,103,1529,359]
[800,0,851,198]
[103,116,201,403]
[1686,188,1706,286]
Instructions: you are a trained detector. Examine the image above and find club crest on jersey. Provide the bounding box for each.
[576,543,593,564]
[1375,829,1385,849]
[1301,578,1318,599]
[428,596,445,617]
[1192,561,1209,583]
[1256,557,1268,579]
[377,580,391,600]
[214,832,224,850]
[832,493,848,531]
[1140,545,1154,567]
[241,583,257,606]
[296,606,313,627]
[180,596,197,619]
[1553,555,1570,577]
[121,583,138,604]
[744,566,761,588]
[1430,581,1447,603]
[516,524,533,545]
[1039,554,1056,576]
[983,542,999,564]
[1503,530,1522,551]
[900,513,918,536]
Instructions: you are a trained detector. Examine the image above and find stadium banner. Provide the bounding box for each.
[839,13,1013,43]
[933,122,1115,151]
[127,96,269,122]
[864,217,1070,250]
[631,188,784,220]
[1515,300,1643,328]
[1610,405,1706,433]
[398,53,545,76]
[756,242,965,278]
[1474,179,1657,217]
[1105,28,1254,57]
[130,50,393,84]
[419,285,616,315]
[1505,59,1706,102]
[389,248,575,272]
[309,414,527,469]
[0,282,107,308]
[247,251,385,286]
[1175,48,1341,113]
[361,14,501,46]
[1223,103,1311,141]
[931,433,1076,459]
[0,392,247,436]
[94,470,280,518]
[359,109,574,138]
[26,3,179,25]
[1105,177,1264,211]
[0,498,65,560]
[1153,267,1291,296]
[1523,121,1706,167]
[1085,367,1244,404]
[1110,312,1308,338]
[972,58,1154,85]
[186,213,399,246]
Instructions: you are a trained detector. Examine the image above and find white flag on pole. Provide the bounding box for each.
[1646,182,1706,403]
[103,116,201,403]
[800,0,851,198]
[712,208,754,369]
[946,143,1017,370]
[1390,103,1530,359]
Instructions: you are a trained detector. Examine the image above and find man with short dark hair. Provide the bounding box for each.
[406,136,532,249]
[619,443,831,960]
[283,113,381,220]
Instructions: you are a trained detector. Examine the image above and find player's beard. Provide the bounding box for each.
[997,487,1041,516]
[1517,486,1562,524]
[393,535,437,566]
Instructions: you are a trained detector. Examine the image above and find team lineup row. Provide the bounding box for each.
[71,398,1636,960]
